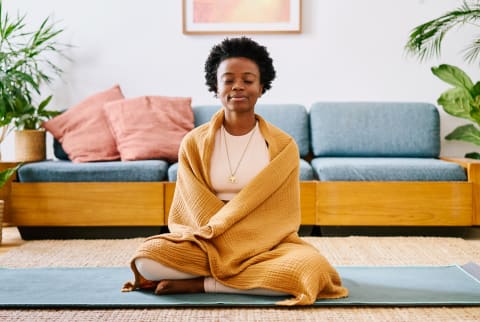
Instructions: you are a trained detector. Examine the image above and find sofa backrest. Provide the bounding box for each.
[309,102,440,158]
[193,104,310,157]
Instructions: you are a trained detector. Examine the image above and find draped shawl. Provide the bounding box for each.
[125,110,348,305]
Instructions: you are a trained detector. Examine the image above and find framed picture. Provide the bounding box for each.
[182,0,302,34]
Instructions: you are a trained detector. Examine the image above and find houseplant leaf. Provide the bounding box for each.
[472,81,480,98]
[465,152,480,159]
[0,163,20,189]
[431,64,474,91]
[37,95,60,119]
[445,123,480,145]
[437,87,474,121]
[37,95,52,111]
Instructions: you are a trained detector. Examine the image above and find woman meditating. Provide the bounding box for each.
[122,37,348,305]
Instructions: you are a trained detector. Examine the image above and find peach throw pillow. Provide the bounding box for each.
[103,96,194,162]
[42,85,124,163]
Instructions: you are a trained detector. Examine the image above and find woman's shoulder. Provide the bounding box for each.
[183,122,210,141]
[179,122,212,152]
[258,116,298,155]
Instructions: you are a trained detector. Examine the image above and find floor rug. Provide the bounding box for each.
[1,264,479,308]
[1,234,480,321]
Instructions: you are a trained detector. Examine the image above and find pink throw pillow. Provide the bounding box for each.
[103,96,194,162]
[43,85,124,163]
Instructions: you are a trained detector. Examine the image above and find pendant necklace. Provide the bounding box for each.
[223,124,257,184]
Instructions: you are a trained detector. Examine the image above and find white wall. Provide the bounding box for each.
[2,0,478,160]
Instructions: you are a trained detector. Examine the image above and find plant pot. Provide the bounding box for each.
[15,129,46,162]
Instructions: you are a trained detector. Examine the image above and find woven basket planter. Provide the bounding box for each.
[15,130,46,162]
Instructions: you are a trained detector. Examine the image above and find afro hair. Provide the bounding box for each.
[204,37,276,95]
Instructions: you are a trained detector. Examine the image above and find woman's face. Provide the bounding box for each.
[216,57,263,114]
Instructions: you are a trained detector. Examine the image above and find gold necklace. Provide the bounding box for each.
[222,125,257,184]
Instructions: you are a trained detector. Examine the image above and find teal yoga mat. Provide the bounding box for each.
[0,264,479,308]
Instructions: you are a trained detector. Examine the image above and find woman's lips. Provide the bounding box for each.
[229,95,247,101]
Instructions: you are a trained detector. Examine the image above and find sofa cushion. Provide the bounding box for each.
[167,158,315,182]
[42,85,124,163]
[193,104,310,157]
[311,157,467,181]
[310,102,440,157]
[167,162,178,181]
[18,160,169,182]
[299,159,316,180]
[103,96,194,162]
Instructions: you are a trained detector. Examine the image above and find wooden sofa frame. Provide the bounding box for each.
[1,158,479,231]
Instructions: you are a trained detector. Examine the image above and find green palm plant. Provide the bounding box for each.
[405,0,480,64]
[0,0,66,139]
[405,0,480,159]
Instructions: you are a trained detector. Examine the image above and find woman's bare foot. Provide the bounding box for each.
[155,277,205,295]
[121,276,159,292]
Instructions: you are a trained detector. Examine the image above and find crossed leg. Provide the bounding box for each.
[135,257,204,294]
[134,257,287,296]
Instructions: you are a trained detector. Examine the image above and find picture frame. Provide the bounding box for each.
[182,0,302,34]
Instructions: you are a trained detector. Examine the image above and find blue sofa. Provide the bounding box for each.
[8,102,476,239]
[19,102,466,183]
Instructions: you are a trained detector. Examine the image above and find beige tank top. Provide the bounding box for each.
[210,122,269,201]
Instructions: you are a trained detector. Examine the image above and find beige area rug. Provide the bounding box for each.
[0,235,479,321]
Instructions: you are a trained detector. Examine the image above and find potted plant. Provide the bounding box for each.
[0,1,67,162]
[405,0,480,159]
[0,163,20,243]
[430,64,480,159]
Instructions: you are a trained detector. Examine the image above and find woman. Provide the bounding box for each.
[122,37,348,305]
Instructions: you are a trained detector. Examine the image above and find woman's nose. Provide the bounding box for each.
[232,80,244,90]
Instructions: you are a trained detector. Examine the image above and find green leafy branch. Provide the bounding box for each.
[405,0,480,65]
[0,0,69,130]
[0,163,20,189]
[432,64,480,158]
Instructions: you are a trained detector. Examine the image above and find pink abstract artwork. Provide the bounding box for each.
[193,0,290,23]
[183,0,301,34]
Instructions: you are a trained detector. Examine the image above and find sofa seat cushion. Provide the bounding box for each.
[167,158,315,182]
[311,157,467,181]
[18,160,169,182]
[299,159,316,180]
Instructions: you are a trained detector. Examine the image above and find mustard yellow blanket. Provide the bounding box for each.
[126,110,348,305]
